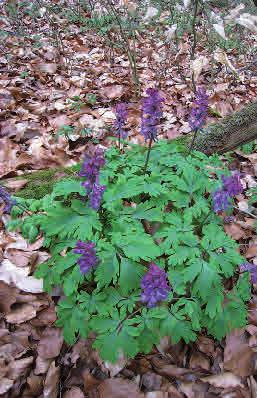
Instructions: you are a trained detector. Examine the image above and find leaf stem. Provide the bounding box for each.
[117,307,142,334]
[188,128,198,154]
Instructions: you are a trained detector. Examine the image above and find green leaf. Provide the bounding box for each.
[112,232,161,261]
[40,206,101,240]
[160,312,197,343]
[95,252,119,288]
[52,179,85,199]
[119,257,145,295]
[122,201,163,222]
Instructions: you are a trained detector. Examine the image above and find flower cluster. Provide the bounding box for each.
[141,88,164,141]
[141,263,170,308]
[240,262,257,284]
[73,240,99,274]
[212,172,243,213]
[115,103,128,139]
[0,185,16,214]
[188,88,208,131]
[79,148,106,210]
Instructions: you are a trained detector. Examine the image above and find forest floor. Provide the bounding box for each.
[0,1,257,397]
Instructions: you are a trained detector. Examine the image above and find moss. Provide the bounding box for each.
[3,165,80,200]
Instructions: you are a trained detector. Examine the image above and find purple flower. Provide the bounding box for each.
[141,88,164,141]
[0,185,16,214]
[212,172,243,213]
[221,173,243,197]
[240,262,257,284]
[189,88,208,131]
[115,103,128,139]
[212,189,230,213]
[89,183,106,210]
[79,148,105,210]
[73,240,99,274]
[141,263,170,308]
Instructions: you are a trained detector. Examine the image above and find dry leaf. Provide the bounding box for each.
[224,223,247,240]
[38,328,63,359]
[3,179,28,191]
[0,281,18,313]
[224,329,254,377]
[43,361,60,398]
[7,356,34,380]
[200,372,244,388]
[34,356,51,375]
[141,372,162,391]
[0,378,14,395]
[99,85,127,100]
[63,387,85,398]
[97,379,143,398]
[191,56,209,82]
[38,63,58,74]
[0,259,43,293]
[6,304,37,324]
[214,49,238,74]
[213,23,227,40]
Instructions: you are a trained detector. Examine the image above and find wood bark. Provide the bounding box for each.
[192,101,257,155]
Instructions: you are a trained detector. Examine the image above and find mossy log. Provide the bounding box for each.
[3,101,257,199]
[193,101,257,155]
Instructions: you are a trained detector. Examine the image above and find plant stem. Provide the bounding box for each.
[117,307,142,333]
[143,138,153,174]
[188,128,198,153]
[191,0,199,93]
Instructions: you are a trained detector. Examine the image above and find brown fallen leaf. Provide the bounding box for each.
[224,329,254,377]
[248,297,257,326]
[37,328,63,359]
[141,372,162,391]
[224,223,248,240]
[64,387,85,398]
[246,243,257,259]
[0,377,14,395]
[24,371,43,397]
[0,281,18,313]
[97,378,143,398]
[6,304,37,324]
[3,179,28,191]
[189,349,210,371]
[196,336,215,357]
[7,356,34,380]
[37,63,58,74]
[43,361,60,398]
[200,372,244,388]
[99,85,127,100]
[0,259,43,293]
[34,356,51,375]
[30,304,57,327]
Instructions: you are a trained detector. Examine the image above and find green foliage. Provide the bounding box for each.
[10,140,250,362]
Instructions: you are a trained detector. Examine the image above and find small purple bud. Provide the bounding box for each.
[114,103,128,139]
[73,240,99,274]
[141,88,164,141]
[188,88,208,131]
[141,263,170,308]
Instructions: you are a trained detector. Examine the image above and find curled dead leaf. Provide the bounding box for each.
[6,304,37,324]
